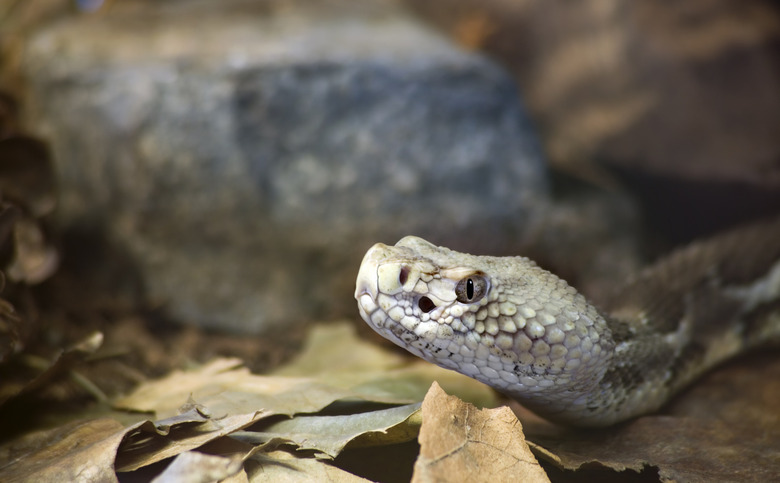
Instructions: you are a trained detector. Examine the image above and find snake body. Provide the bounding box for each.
[354,219,780,426]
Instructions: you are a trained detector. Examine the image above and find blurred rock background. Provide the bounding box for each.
[405,0,780,241]
[0,0,778,342]
[5,0,551,336]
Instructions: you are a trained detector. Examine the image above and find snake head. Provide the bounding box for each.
[355,236,613,414]
[356,236,495,359]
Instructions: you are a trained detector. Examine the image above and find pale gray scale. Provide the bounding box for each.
[355,220,780,427]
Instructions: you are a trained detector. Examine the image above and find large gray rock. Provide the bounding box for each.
[20,0,547,333]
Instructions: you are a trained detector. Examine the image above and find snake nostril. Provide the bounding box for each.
[418,296,436,313]
[399,266,410,285]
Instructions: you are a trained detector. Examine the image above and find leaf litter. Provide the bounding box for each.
[235,402,422,459]
[0,323,496,481]
[1,321,778,481]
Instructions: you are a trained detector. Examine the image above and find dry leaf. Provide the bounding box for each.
[246,449,372,482]
[115,323,496,420]
[412,382,549,483]
[114,357,414,419]
[197,432,295,462]
[240,402,421,458]
[0,418,125,482]
[275,323,497,409]
[1,323,497,481]
[115,407,269,472]
[150,451,243,483]
[0,406,267,480]
[221,468,251,483]
[272,323,408,376]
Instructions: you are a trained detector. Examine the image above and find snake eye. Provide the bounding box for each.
[455,274,488,303]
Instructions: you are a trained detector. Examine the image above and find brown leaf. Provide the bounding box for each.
[150,451,244,483]
[246,449,372,482]
[0,404,268,480]
[115,407,270,472]
[241,402,421,459]
[115,323,496,420]
[275,323,497,409]
[272,323,408,377]
[114,357,377,419]
[412,382,549,483]
[0,418,125,482]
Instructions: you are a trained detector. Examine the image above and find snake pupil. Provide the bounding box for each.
[455,274,488,303]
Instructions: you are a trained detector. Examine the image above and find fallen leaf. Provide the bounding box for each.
[412,382,549,483]
[115,407,269,472]
[115,323,496,420]
[272,323,408,376]
[246,449,372,482]
[1,323,498,481]
[150,450,243,483]
[0,405,268,480]
[0,418,125,482]
[239,402,421,458]
[275,322,497,409]
[114,357,413,420]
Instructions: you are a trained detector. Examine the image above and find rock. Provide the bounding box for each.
[17,0,548,333]
[403,0,780,241]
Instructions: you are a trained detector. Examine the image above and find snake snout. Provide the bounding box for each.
[354,243,386,301]
[356,241,426,301]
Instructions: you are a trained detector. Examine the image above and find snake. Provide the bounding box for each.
[354,218,780,427]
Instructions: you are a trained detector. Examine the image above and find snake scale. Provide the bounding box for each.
[354,218,780,426]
